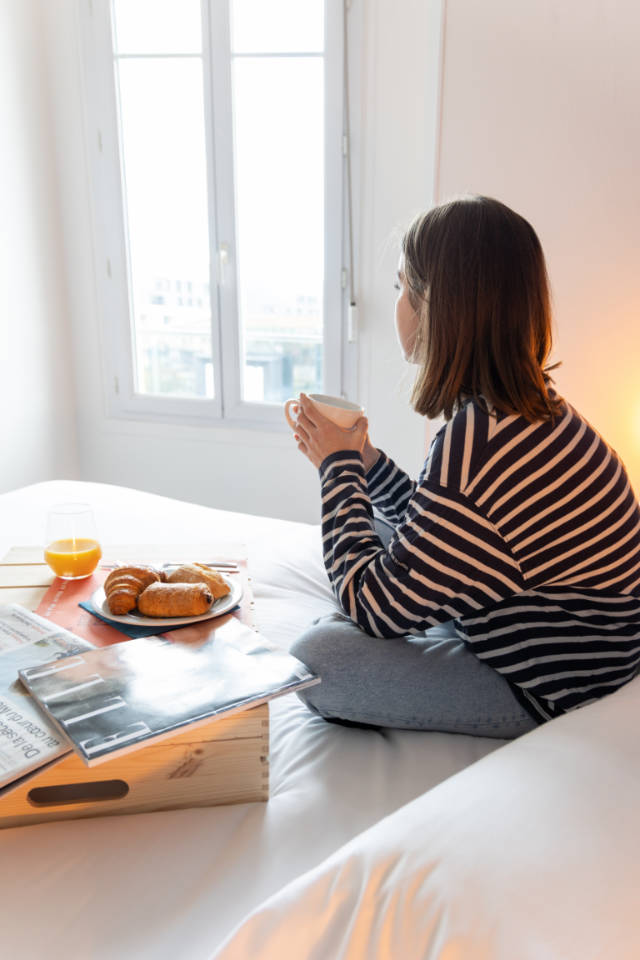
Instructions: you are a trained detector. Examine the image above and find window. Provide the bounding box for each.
[81,0,350,427]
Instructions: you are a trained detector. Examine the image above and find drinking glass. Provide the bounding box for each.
[44,503,102,579]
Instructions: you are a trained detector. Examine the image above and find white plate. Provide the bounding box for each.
[89,575,243,627]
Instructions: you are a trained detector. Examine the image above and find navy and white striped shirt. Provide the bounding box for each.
[319,398,640,723]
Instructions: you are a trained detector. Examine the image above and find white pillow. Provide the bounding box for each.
[213,675,640,959]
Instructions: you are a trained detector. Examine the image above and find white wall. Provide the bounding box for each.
[0,0,77,494]
[437,0,640,491]
[355,0,443,475]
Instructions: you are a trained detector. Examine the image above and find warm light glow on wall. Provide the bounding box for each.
[601,388,640,498]
[553,304,640,501]
[630,399,640,495]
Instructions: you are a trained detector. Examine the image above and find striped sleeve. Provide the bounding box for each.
[319,450,525,639]
[364,450,416,525]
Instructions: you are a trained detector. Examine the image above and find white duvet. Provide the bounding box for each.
[1,481,637,959]
[215,672,640,959]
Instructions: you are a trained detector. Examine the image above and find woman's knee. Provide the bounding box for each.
[290,612,359,675]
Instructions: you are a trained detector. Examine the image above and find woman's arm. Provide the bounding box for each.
[320,456,524,638]
[364,451,416,525]
[293,394,416,525]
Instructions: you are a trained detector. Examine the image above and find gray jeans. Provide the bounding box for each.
[291,612,537,739]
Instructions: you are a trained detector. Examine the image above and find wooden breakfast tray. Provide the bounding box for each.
[0,545,269,829]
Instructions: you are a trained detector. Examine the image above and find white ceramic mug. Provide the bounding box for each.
[284,393,364,431]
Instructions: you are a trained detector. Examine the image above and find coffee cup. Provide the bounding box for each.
[284,393,364,431]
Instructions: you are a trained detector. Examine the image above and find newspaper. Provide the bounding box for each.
[0,604,93,789]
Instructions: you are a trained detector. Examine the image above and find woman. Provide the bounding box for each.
[290,195,640,738]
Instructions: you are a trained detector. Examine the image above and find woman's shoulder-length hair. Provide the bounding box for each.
[403,195,563,422]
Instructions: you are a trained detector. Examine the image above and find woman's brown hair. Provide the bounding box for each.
[402,195,562,422]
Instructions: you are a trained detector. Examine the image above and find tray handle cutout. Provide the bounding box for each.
[27,780,130,807]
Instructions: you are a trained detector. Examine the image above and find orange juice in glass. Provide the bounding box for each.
[44,504,102,579]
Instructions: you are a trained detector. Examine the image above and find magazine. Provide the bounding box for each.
[19,616,320,767]
[0,604,94,788]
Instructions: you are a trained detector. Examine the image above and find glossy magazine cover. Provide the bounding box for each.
[19,616,319,766]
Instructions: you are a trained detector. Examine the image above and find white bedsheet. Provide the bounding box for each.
[0,481,502,959]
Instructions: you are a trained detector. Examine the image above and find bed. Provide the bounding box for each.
[0,480,638,959]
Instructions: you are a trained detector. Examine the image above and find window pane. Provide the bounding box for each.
[232,57,324,404]
[112,0,202,55]
[230,0,324,54]
[116,57,213,398]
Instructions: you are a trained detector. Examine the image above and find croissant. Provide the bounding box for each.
[104,565,163,616]
[166,563,231,599]
[137,582,213,618]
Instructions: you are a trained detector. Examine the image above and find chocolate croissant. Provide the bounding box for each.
[166,563,231,599]
[104,565,163,615]
[137,582,213,618]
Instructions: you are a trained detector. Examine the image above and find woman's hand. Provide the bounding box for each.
[294,394,376,470]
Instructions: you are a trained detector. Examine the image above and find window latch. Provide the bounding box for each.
[217,245,229,285]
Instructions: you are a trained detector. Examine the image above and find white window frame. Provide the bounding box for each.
[78,0,355,431]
